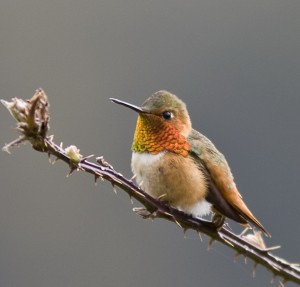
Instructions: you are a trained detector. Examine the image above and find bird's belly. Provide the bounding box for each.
[131,152,212,217]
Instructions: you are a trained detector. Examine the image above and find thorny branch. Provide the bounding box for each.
[2,89,300,286]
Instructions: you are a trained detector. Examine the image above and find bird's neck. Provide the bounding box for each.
[131,114,191,157]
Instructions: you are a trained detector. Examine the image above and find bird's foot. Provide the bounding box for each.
[212,213,225,230]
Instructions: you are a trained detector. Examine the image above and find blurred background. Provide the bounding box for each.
[0,1,299,286]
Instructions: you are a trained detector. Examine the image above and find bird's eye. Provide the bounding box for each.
[162,111,173,120]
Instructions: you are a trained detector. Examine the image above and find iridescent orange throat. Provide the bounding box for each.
[132,114,190,157]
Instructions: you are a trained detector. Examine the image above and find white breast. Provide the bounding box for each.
[131,152,165,188]
[132,151,165,167]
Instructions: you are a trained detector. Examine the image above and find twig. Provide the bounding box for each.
[2,89,300,285]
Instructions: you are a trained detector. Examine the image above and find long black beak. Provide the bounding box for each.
[110,98,146,113]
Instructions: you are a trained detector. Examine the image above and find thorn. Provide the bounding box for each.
[130,174,136,181]
[77,165,84,172]
[197,231,203,242]
[2,136,26,153]
[2,145,11,154]
[183,228,188,238]
[135,190,146,198]
[129,195,134,205]
[111,182,117,194]
[208,238,215,250]
[223,238,234,247]
[252,262,257,278]
[278,280,285,287]
[82,154,94,161]
[60,142,63,148]
[94,170,103,181]
[162,211,173,218]
[173,217,183,229]
[47,134,54,141]
[66,166,77,177]
[50,157,59,165]
[244,255,247,264]
[94,174,100,185]
[270,274,275,284]
[234,252,242,263]
[264,246,281,252]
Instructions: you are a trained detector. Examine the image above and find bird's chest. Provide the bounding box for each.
[131,151,210,215]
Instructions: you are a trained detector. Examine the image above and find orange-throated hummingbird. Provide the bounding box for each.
[111,90,269,236]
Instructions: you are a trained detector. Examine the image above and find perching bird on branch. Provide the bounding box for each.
[111,91,269,236]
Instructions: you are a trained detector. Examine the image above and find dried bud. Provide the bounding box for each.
[1,98,29,123]
[65,145,82,163]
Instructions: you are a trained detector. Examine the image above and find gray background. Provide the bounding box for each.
[0,1,299,286]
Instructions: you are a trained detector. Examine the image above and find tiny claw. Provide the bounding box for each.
[212,213,225,230]
[242,230,267,250]
[138,180,144,189]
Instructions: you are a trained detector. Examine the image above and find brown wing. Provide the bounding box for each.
[188,129,270,236]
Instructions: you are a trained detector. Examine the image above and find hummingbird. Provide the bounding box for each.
[111,90,269,236]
